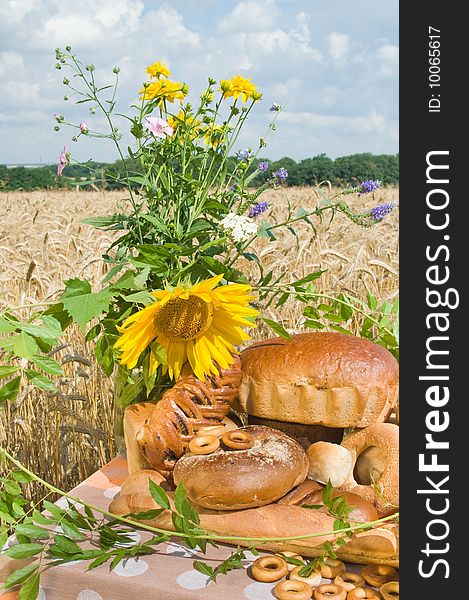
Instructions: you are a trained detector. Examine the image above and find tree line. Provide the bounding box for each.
[0,153,398,192]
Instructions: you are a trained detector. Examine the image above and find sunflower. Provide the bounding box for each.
[114,275,258,381]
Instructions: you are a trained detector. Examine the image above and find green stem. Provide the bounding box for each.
[1,448,398,544]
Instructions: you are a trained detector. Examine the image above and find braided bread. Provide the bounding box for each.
[133,356,241,478]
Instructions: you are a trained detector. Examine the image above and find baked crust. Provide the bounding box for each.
[236,332,399,428]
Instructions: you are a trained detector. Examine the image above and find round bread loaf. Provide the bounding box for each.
[307,442,353,487]
[235,332,399,428]
[172,425,309,510]
[340,423,399,516]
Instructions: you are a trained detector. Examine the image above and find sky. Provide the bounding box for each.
[0,0,398,165]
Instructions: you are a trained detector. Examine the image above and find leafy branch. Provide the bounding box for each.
[1,450,398,597]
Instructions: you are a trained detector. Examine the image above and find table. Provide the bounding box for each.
[1,457,366,599]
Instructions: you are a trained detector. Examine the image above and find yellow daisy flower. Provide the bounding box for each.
[220,75,261,102]
[167,110,202,137]
[203,124,226,148]
[146,61,171,80]
[139,80,187,103]
[114,274,258,381]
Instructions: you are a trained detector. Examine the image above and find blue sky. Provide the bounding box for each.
[0,0,398,164]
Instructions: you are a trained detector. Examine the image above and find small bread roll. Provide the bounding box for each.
[307,442,353,487]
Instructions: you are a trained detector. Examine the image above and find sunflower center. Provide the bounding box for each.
[154,295,214,340]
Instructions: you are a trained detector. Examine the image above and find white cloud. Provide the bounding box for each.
[143,5,200,46]
[375,44,399,77]
[0,0,398,163]
[0,0,38,24]
[0,52,25,77]
[219,0,279,33]
[327,32,350,61]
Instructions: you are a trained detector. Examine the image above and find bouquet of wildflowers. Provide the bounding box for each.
[0,47,399,597]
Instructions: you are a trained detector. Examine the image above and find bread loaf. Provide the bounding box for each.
[173,425,309,510]
[110,471,399,566]
[235,332,399,428]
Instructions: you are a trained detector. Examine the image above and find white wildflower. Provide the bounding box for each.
[220,212,258,243]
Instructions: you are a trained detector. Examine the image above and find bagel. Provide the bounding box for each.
[340,423,399,516]
[172,425,309,510]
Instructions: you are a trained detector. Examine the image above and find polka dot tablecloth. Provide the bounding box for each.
[0,457,366,599]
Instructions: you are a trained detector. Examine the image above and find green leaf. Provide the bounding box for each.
[193,561,214,577]
[24,370,57,392]
[15,523,50,540]
[126,509,165,520]
[122,291,155,305]
[322,481,333,506]
[11,470,34,483]
[0,317,16,334]
[82,215,127,229]
[301,504,323,510]
[32,509,55,525]
[0,366,19,380]
[60,520,85,541]
[31,355,64,376]
[43,500,69,522]
[61,278,111,331]
[3,564,38,590]
[87,552,112,570]
[293,270,326,287]
[261,317,292,340]
[367,292,378,310]
[0,376,21,406]
[5,332,39,359]
[2,479,22,495]
[5,543,44,559]
[174,482,200,526]
[53,534,82,555]
[148,479,170,510]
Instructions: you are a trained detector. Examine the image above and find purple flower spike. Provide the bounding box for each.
[269,103,281,112]
[369,203,397,221]
[358,179,381,195]
[257,160,269,173]
[249,201,269,218]
[273,167,288,181]
[236,148,253,160]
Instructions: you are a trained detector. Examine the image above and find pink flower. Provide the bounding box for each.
[143,116,173,139]
[57,145,69,176]
[79,121,89,134]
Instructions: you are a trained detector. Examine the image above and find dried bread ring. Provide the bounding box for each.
[334,572,365,591]
[379,581,399,600]
[290,565,322,587]
[222,429,253,450]
[314,584,347,600]
[188,434,220,455]
[275,580,313,600]
[316,558,346,579]
[197,424,226,437]
[252,555,288,582]
[347,587,382,599]
[277,551,305,571]
[360,565,397,587]
[341,423,399,516]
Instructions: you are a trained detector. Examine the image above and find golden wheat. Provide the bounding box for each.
[0,187,399,492]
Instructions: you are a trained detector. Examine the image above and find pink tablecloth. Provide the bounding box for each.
[1,457,366,600]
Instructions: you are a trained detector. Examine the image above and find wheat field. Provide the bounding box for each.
[0,187,399,492]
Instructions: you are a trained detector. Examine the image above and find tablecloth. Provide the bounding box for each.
[1,456,367,600]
